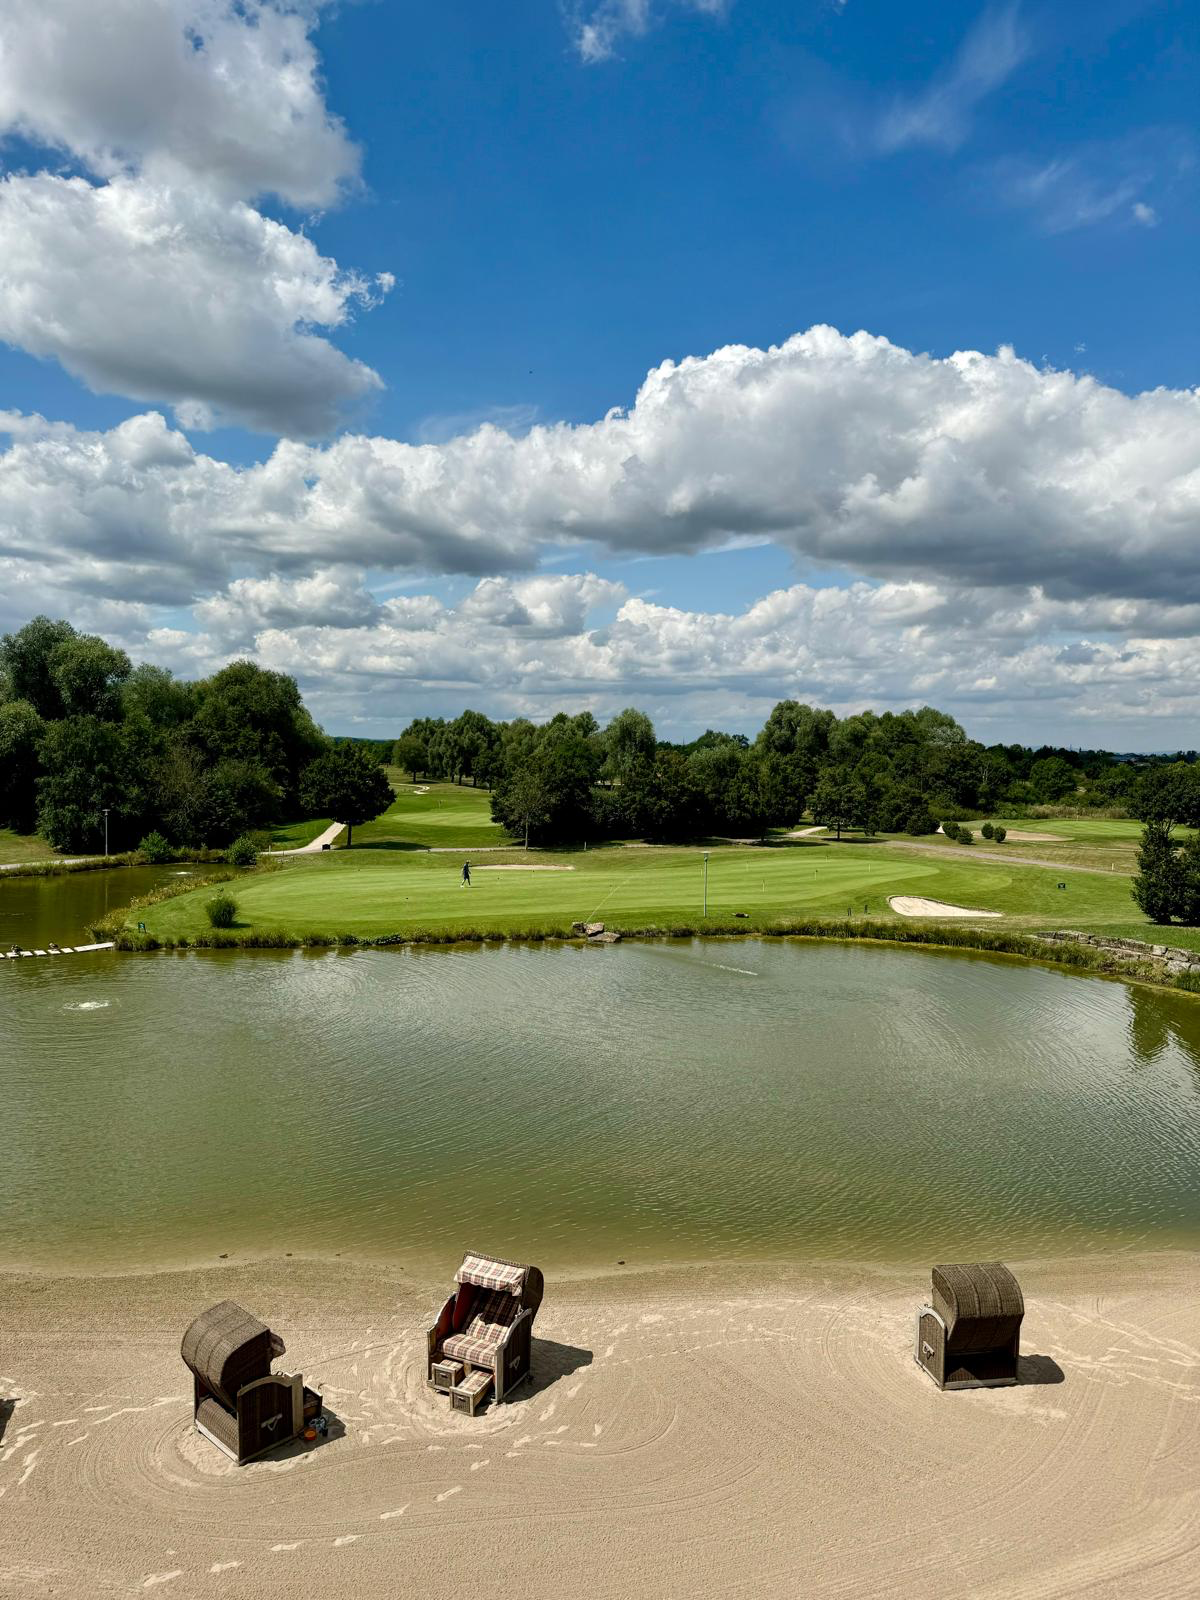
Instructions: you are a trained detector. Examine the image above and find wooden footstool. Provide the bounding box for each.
[431,1358,464,1393]
[450,1369,493,1416]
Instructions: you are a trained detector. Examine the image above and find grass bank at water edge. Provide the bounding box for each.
[98,912,1200,994]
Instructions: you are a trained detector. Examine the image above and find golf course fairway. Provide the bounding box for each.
[123,838,1174,947]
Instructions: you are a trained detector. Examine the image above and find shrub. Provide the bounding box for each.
[138,830,173,863]
[980,822,995,840]
[905,809,937,836]
[958,827,974,845]
[993,825,1007,843]
[206,892,238,928]
[940,821,960,842]
[227,834,258,867]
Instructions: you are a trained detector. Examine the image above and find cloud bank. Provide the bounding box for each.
[0,1,387,435]
[4,327,1196,603]
[2,325,1199,740]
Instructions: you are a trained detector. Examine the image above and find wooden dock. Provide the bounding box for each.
[2,942,116,960]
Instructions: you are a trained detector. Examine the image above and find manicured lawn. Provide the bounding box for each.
[353,777,507,849]
[0,828,57,864]
[130,837,1163,943]
[268,815,334,849]
[897,815,1155,871]
[993,817,1145,844]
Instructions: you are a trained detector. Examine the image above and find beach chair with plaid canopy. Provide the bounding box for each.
[427,1252,544,1404]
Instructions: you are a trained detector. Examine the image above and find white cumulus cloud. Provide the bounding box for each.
[0,1,386,435]
[3,327,1200,608]
[4,324,1200,740]
[0,0,357,206]
[0,175,390,435]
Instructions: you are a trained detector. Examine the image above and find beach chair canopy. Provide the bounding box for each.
[180,1300,285,1410]
[931,1263,1024,1353]
[455,1253,527,1295]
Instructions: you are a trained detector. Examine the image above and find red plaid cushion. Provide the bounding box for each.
[466,1289,519,1342]
[441,1332,498,1368]
[439,1288,520,1369]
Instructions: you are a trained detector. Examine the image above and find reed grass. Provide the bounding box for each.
[4,846,230,879]
[101,913,1189,991]
[87,856,288,939]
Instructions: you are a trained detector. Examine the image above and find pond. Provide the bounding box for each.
[0,864,191,952]
[2,871,1199,1274]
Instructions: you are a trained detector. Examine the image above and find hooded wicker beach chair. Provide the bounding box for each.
[426,1251,544,1410]
[915,1262,1024,1390]
[181,1300,323,1463]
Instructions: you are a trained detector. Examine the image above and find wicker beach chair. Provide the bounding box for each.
[426,1251,544,1408]
[915,1262,1024,1390]
[181,1300,323,1462]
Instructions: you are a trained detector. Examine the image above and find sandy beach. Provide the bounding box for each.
[1,1252,1197,1598]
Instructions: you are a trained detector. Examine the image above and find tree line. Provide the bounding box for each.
[5,614,1194,923]
[390,703,1188,848]
[0,617,392,852]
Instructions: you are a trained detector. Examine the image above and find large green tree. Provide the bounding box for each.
[48,635,131,720]
[391,732,428,781]
[602,707,656,785]
[190,661,325,803]
[0,699,44,831]
[808,767,860,839]
[299,744,394,848]
[1132,821,1186,924]
[0,616,77,720]
[35,717,150,851]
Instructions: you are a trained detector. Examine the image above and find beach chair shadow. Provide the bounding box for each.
[0,1398,15,1444]
[266,1405,347,1459]
[504,1337,593,1406]
[1017,1354,1065,1385]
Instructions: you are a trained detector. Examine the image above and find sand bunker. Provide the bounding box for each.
[889,895,1002,918]
[2,1253,1196,1599]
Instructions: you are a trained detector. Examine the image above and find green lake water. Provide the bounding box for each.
[2,870,1200,1274]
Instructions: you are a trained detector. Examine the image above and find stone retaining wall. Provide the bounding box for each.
[1037,930,1200,977]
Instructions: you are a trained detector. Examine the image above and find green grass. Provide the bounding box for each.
[890,815,1161,871]
[0,828,58,865]
[353,776,508,849]
[127,836,1170,945]
[268,815,334,849]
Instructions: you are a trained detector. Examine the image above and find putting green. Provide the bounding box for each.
[352,777,507,849]
[131,838,1153,943]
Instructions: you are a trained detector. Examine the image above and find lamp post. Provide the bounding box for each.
[703,851,709,917]
[102,807,110,857]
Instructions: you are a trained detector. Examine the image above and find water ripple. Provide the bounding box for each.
[2,937,1199,1270]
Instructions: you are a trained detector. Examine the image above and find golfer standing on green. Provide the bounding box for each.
[461,860,471,888]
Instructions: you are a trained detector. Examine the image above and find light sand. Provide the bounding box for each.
[1,1254,1196,1598]
[890,895,1003,918]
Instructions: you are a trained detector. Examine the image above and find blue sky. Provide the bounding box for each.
[0,1,1197,745]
